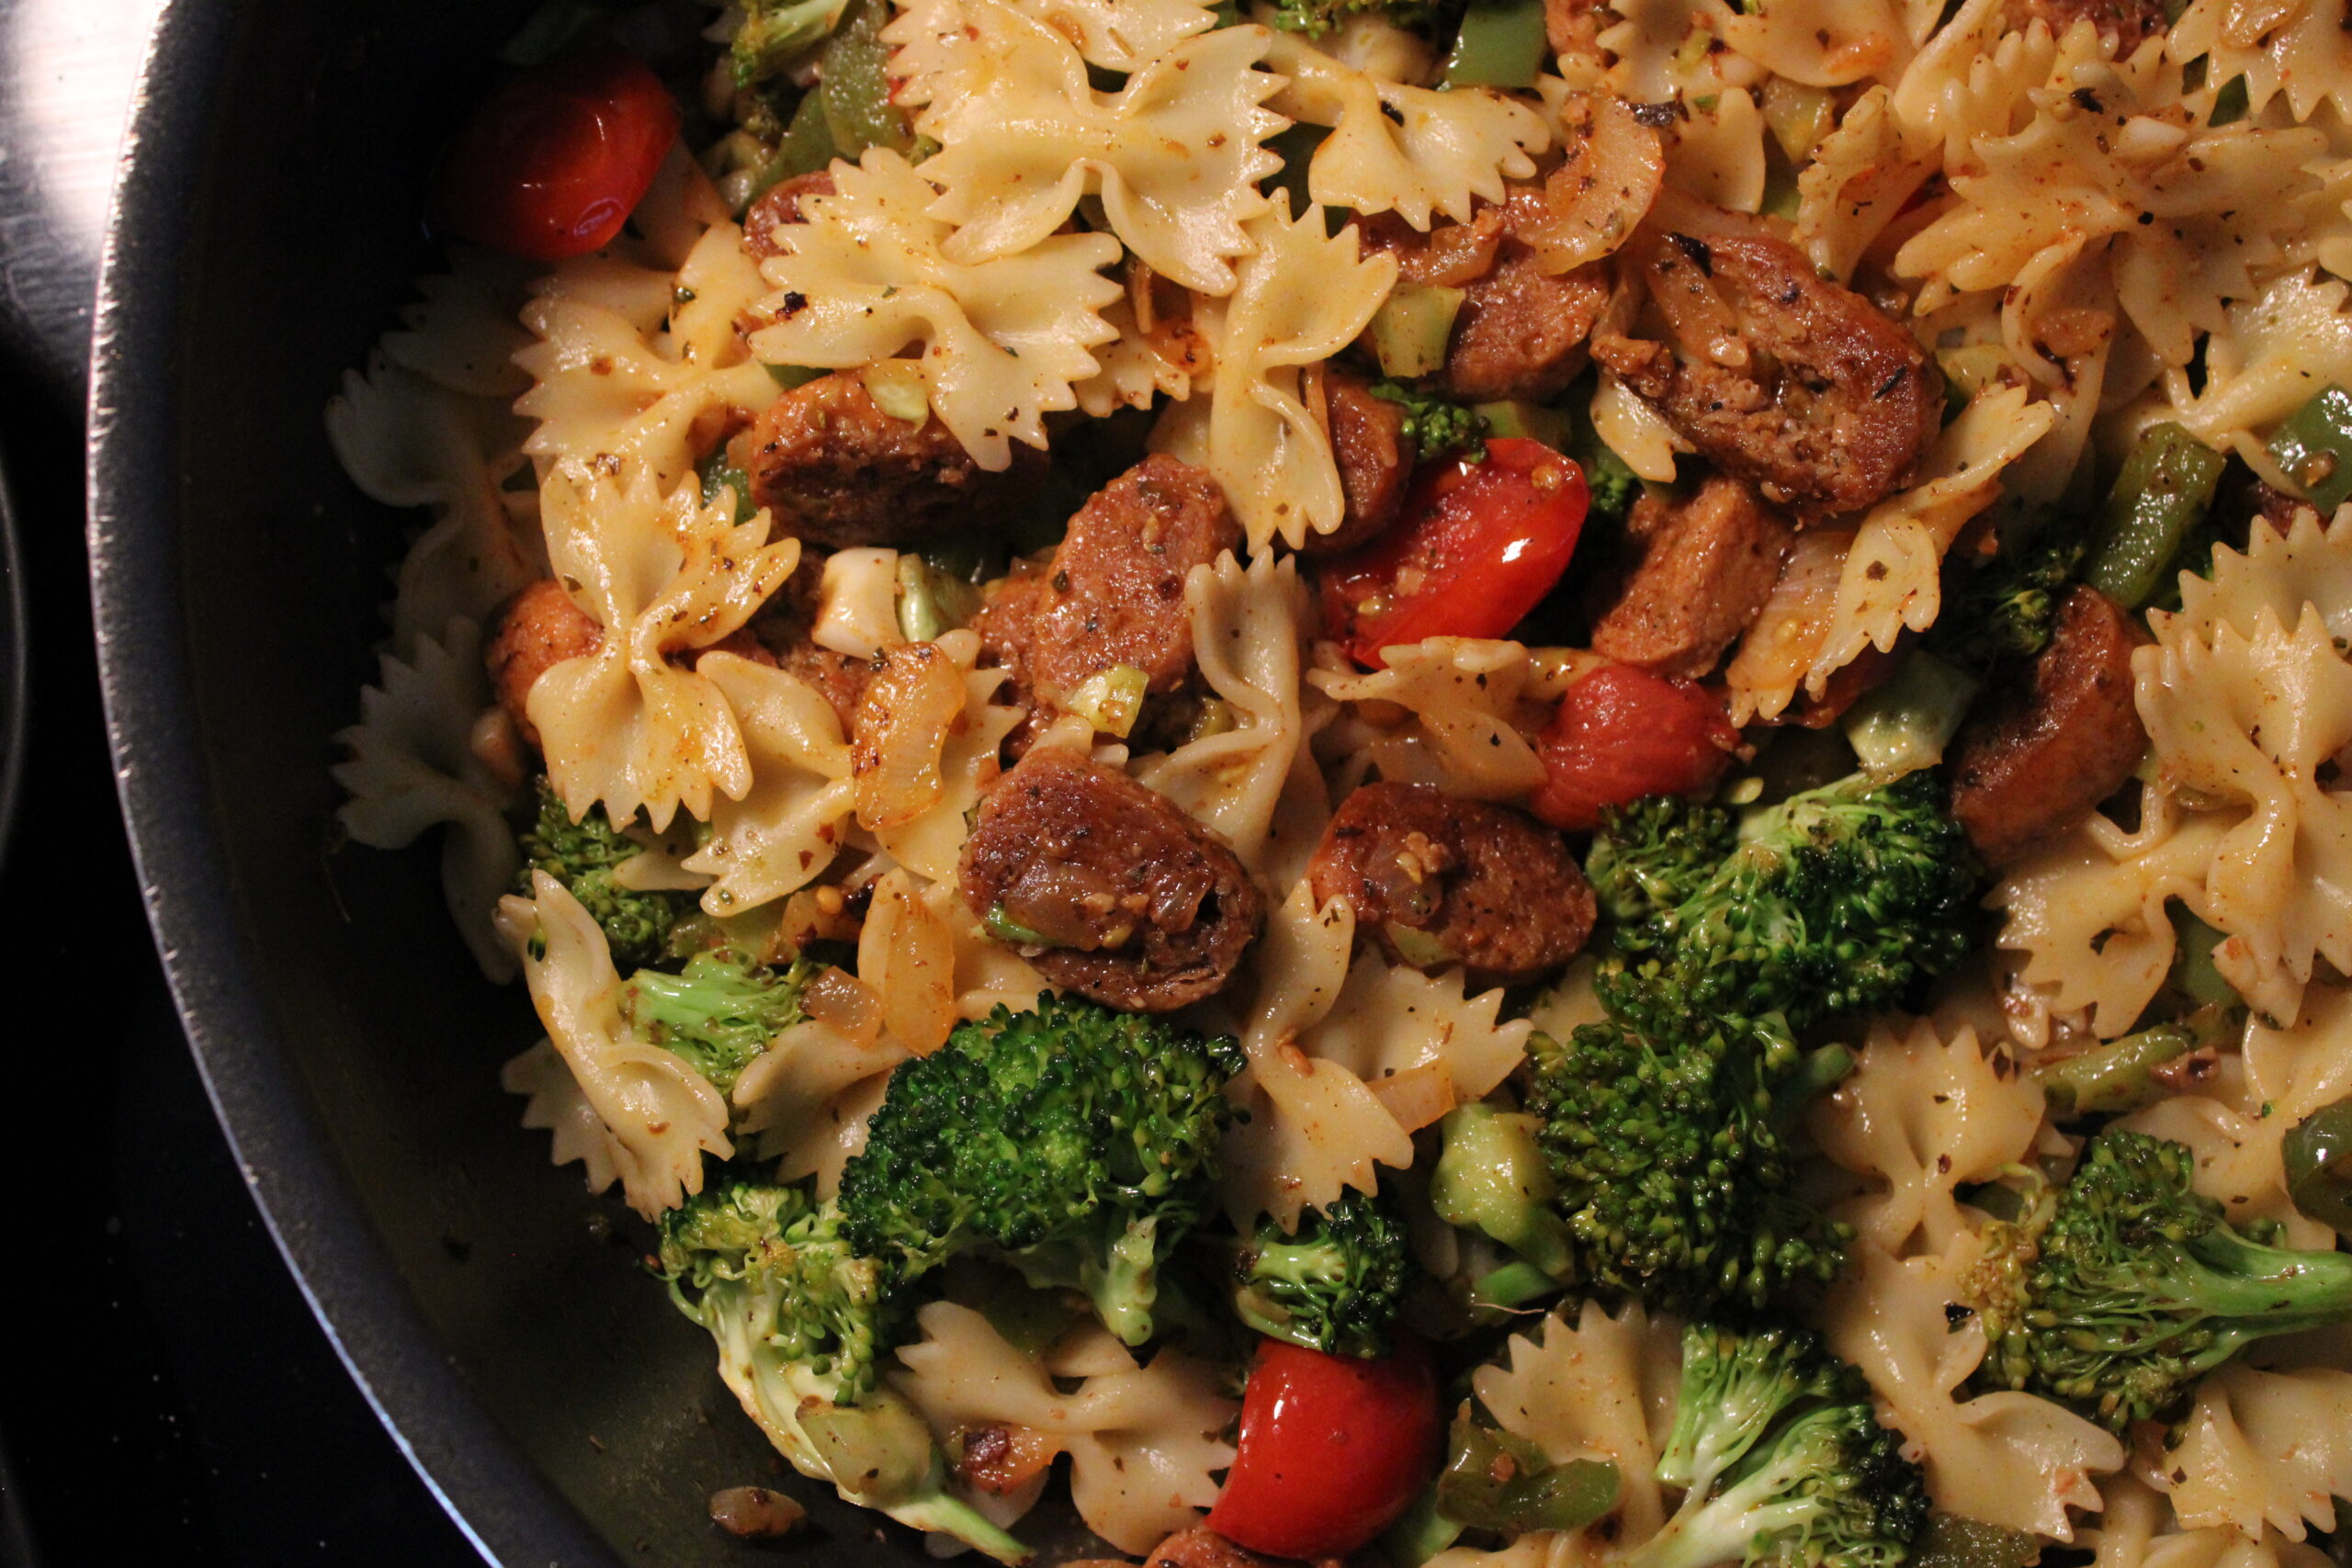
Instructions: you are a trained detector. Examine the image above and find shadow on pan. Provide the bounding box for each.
[85,6,1093,1563]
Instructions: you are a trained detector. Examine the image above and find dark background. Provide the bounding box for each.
[0,2,477,1561]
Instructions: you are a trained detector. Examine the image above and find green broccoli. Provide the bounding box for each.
[732,0,855,87]
[1625,1324,1928,1568]
[657,1175,1032,1563]
[838,994,1244,1347]
[1926,531,2086,673]
[1583,794,1738,929]
[1973,1129,2352,1431]
[1371,381,1487,459]
[624,947,811,1097]
[1595,771,1980,1037]
[1523,1016,1853,1313]
[1264,0,1437,36]
[517,777,685,970]
[1230,1190,1410,1359]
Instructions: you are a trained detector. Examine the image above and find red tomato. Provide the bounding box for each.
[1531,663,1740,832]
[1324,437,1589,669]
[1205,1337,1442,1560]
[434,49,681,262]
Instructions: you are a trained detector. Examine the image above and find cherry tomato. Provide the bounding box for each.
[434,48,681,262]
[1205,1337,1442,1560]
[1530,662,1740,832]
[1323,437,1589,669]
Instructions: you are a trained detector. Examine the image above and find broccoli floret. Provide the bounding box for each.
[1973,1129,2352,1431]
[624,947,811,1096]
[1926,531,2085,673]
[1596,771,1979,1037]
[1370,381,1487,459]
[1627,1324,1928,1568]
[1523,1016,1852,1313]
[838,994,1244,1347]
[732,0,854,87]
[1231,1190,1410,1359]
[1264,0,1436,36]
[517,777,684,970]
[1584,795,1738,928]
[657,1175,1032,1563]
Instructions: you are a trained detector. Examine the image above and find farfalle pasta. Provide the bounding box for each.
[326,0,2352,1558]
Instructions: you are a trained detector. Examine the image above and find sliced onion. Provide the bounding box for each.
[1060,664,1150,739]
[853,641,966,831]
[860,358,932,424]
[857,869,957,1055]
[1519,93,1665,276]
[801,963,886,1048]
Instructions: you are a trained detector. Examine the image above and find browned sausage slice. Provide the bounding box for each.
[2005,0,2165,48]
[1592,473,1794,679]
[1023,454,1240,707]
[1592,223,1940,516]
[958,749,1263,1012]
[1313,369,1416,555]
[1950,584,2151,867]
[1306,781,1596,989]
[486,578,601,750]
[742,170,835,259]
[740,373,1046,549]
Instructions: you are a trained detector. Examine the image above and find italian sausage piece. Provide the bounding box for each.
[2005,0,2166,49]
[741,170,835,259]
[741,372,1045,549]
[1023,455,1240,705]
[1445,193,1614,403]
[1592,224,1940,516]
[1310,369,1416,555]
[1950,584,2151,868]
[1592,473,1794,680]
[487,578,601,750]
[1306,781,1597,988]
[958,749,1263,1012]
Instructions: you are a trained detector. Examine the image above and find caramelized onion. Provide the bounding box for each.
[857,869,957,1055]
[853,640,967,831]
[801,963,886,1048]
[1517,93,1665,276]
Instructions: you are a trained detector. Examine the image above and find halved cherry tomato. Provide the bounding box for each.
[1530,662,1740,831]
[1205,1337,1442,1560]
[1323,437,1589,669]
[435,48,681,262]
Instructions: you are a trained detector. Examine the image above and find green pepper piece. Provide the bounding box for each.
[1370,284,1466,379]
[2083,422,2226,609]
[698,452,757,524]
[1436,1410,1622,1536]
[821,0,914,158]
[1382,1483,1468,1568]
[2284,1096,2352,1235]
[1442,0,1548,89]
[2265,384,2352,515]
[753,87,840,195]
[1905,1514,2041,1568]
[2031,1022,2200,1119]
[2169,908,2243,1010]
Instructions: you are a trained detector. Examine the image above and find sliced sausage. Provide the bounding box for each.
[1314,369,1416,554]
[1306,781,1596,988]
[1592,473,1794,679]
[487,578,601,749]
[2005,0,2165,48]
[958,749,1263,1011]
[1950,584,2151,867]
[1592,223,1940,516]
[775,640,872,735]
[1359,199,1611,403]
[1023,455,1240,707]
[739,373,1046,549]
[741,170,835,259]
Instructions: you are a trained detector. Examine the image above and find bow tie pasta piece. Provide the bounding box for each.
[679,652,859,916]
[1724,525,1853,726]
[1221,885,1530,1231]
[2173,502,2352,646]
[2169,0,2352,126]
[885,0,1220,103]
[2160,1365,2352,1541]
[732,1018,910,1193]
[1133,551,1329,890]
[1259,32,1549,233]
[527,463,801,832]
[890,1302,1238,1554]
[1073,291,1204,418]
[1716,0,1916,87]
[1796,87,1933,284]
[915,6,1283,295]
[1469,1300,1685,1551]
[1309,637,1550,802]
[748,149,1124,469]
[514,220,781,491]
[333,618,524,981]
[326,359,537,660]
[1823,1237,2125,1540]
[2171,272,2352,459]
[2135,607,2352,1023]
[1808,1019,2046,1260]
[496,873,733,1220]
[1892,38,2325,364]
[2092,1472,2333,1568]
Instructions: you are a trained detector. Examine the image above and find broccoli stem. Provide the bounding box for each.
[1627,1419,1848,1568]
